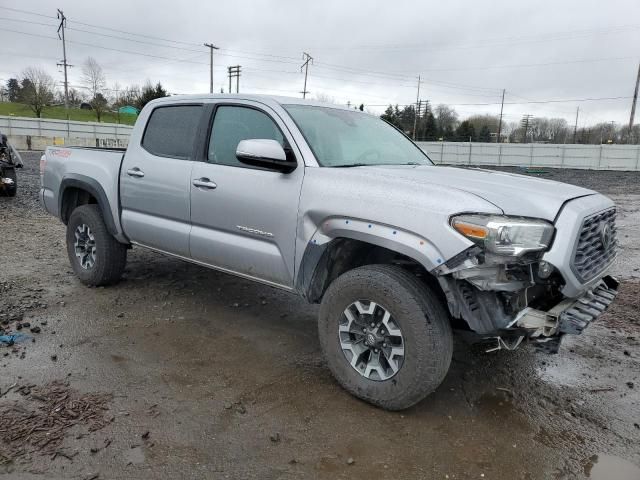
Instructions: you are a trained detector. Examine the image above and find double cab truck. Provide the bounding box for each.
[40,95,619,410]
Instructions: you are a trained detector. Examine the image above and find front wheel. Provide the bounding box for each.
[318,264,453,410]
[66,204,127,286]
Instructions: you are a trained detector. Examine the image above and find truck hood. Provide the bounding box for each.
[345,165,595,221]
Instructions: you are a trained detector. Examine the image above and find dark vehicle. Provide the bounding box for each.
[0,133,22,197]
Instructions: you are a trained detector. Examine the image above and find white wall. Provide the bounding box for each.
[4,116,639,170]
[417,141,640,171]
[0,115,133,149]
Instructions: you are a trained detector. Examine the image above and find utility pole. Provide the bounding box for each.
[227,66,241,94]
[56,9,71,116]
[520,114,534,143]
[300,52,313,99]
[204,43,219,94]
[496,89,505,143]
[608,121,616,144]
[629,61,640,143]
[412,75,421,140]
[573,106,580,143]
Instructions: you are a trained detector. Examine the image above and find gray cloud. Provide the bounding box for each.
[1,0,639,125]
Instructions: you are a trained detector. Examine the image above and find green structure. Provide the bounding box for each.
[118,106,139,115]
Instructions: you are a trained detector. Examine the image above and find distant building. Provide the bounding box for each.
[118,106,139,115]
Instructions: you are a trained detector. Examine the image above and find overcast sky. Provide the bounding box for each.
[1,0,639,126]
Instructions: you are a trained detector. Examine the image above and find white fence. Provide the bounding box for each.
[417,141,640,171]
[0,115,133,149]
[3,116,640,170]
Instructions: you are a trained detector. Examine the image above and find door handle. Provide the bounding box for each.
[126,168,145,178]
[192,177,217,189]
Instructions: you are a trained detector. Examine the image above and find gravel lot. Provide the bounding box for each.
[1,153,639,480]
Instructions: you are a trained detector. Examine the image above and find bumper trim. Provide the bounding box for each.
[558,276,619,334]
[511,275,618,337]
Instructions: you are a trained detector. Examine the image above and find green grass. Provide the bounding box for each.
[0,102,137,125]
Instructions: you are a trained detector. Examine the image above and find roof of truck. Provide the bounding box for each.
[148,93,358,112]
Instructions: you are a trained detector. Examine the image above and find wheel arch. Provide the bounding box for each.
[59,175,118,237]
[296,235,447,305]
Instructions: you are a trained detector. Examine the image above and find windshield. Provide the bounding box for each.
[283,105,433,167]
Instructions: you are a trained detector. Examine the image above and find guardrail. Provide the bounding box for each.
[417,141,640,171]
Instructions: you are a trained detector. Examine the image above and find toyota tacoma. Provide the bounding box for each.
[40,95,619,410]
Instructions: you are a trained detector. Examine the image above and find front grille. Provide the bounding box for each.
[572,208,617,282]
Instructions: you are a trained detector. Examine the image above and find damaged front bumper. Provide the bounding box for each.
[494,275,619,353]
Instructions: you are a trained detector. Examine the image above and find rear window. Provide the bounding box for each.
[141,105,202,159]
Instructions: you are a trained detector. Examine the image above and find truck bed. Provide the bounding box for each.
[41,146,127,241]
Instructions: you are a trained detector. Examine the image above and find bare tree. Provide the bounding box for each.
[547,118,569,143]
[20,67,55,118]
[314,92,337,104]
[81,57,107,121]
[434,104,458,133]
[466,114,499,136]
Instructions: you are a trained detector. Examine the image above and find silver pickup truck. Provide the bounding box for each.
[40,94,618,410]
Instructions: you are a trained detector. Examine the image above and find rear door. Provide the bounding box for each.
[189,101,304,289]
[120,104,204,257]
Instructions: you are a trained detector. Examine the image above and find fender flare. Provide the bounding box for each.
[310,217,444,269]
[296,217,447,301]
[58,174,118,236]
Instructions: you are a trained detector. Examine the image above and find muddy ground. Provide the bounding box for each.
[0,153,638,480]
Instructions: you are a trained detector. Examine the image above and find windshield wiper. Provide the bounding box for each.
[330,163,370,168]
[330,162,425,168]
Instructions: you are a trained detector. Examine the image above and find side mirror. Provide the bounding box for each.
[236,139,296,173]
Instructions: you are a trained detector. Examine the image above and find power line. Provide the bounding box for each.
[365,96,633,107]
[1,6,56,19]
[0,15,56,27]
[306,24,640,52]
[414,56,637,74]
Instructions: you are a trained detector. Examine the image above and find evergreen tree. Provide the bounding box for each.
[456,120,476,142]
[479,125,491,142]
[422,109,437,141]
[381,105,395,123]
[6,78,20,102]
[135,82,169,110]
[380,105,403,129]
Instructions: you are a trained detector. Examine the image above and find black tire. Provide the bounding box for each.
[66,204,127,286]
[318,264,453,410]
[3,168,16,197]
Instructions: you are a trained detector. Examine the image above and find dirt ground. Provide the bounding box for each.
[1,153,639,480]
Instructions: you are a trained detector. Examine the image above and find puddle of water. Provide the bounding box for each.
[537,359,585,388]
[124,446,146,465]
[585,454,640,480]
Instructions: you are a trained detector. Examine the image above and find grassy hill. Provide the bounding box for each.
[0,102,137,125]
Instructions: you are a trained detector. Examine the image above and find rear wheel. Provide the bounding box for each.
[66,204,127,286]
[318,264,453,410]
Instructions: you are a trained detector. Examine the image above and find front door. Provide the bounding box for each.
[120,104,204,257]
[189,102,304,288]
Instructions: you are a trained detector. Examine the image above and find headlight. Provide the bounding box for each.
[450,214,554,256]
